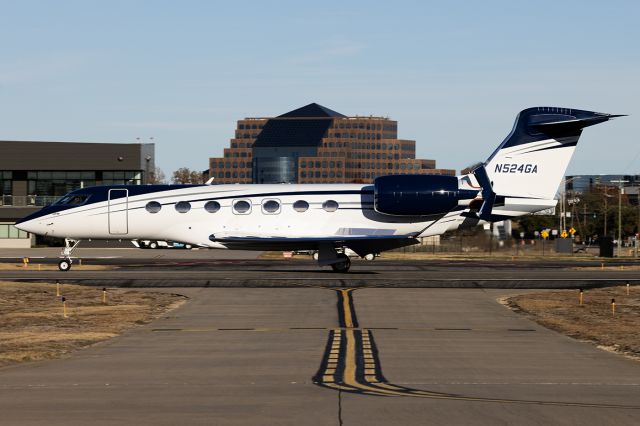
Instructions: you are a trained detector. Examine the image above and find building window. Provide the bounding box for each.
[293,200,309,212]
[145,201,162,213]
[204,201,221,213]
[262,199,280,214]
[233,199,251,214]
[175,201,191,213]
[0,223,29,239]
[322,200,339,212]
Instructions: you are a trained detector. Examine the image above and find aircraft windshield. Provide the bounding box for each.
[55,194,89,206]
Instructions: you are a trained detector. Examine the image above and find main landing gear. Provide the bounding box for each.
[330,254,351,273]
[316,244,352,273]
[58,238,80,271]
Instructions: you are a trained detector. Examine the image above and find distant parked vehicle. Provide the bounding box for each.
[132,240,193,250]
[308,248,377,261]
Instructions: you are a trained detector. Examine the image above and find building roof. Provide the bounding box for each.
[277,103,346,118]
[253,103,344,148]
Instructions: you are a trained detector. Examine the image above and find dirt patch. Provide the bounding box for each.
[505,285,640,360]
[0,263,113,271]
[0,281,186,367]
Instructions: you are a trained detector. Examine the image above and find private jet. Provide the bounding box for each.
[16,107,622,272]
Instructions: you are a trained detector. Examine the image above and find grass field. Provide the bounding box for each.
[506,285,640,360]
[0,281,186,367]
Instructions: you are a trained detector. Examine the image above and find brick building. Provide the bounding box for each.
[209,103,455,184]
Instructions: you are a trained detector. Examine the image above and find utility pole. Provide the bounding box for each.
[604,186,608,238]
[611,179,629,256]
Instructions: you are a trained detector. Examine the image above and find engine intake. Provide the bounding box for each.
[374,175,472,216]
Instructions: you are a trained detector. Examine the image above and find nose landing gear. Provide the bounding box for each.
[58,238,81,271]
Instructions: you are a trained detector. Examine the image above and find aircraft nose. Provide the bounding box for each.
[14,218,42,235]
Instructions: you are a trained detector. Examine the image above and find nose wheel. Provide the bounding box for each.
[58,259,71,271]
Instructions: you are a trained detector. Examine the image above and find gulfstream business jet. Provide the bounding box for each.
[16,107,622,272]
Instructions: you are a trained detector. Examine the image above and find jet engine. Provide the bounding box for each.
[373,175,475,216]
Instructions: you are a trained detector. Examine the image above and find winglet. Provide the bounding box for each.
[473,165,496,221]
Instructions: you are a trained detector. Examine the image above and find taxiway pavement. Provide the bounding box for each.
[1,287,639,425]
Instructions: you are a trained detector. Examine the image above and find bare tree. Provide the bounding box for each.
[148,167,166,184]
[172,167,204,184]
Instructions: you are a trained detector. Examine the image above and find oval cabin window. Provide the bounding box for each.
[233,200,251,214]
[293,200,309,212]
[145,201,162,213]
[322,200,339,212]
[262,199,280,214]
[204,201,221,213]
[175,201,191,213]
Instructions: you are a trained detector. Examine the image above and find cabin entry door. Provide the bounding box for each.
[108,189,129,235]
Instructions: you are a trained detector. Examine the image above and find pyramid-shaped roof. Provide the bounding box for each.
[277,103,346,118]
[252,103,344,148]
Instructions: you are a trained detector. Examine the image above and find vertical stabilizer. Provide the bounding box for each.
[484,107,622,200]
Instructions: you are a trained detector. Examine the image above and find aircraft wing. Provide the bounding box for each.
[209,233,420,256]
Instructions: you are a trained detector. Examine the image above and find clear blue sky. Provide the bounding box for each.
[1,0,638,176]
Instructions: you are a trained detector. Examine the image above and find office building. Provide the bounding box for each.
[209,103,455,184]
[0,140,154,247]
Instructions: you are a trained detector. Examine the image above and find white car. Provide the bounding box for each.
[310,248,377,261]
[132,240,193,250]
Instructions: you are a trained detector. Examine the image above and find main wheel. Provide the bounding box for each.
[330,255,351,273]
[363,253,376,261]
[58,259,71,272]
[149,241,158,249]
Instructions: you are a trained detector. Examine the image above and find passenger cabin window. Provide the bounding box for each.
[55,194,89,205]
[293,200,309,212]
[262,199,280,214]
[322,200,339,212]
[175,201,191,213]
[145,201,162,213]
[233,200,251,214]
[204,201,221,213]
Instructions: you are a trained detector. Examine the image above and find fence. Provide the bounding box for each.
[0,195,60,207]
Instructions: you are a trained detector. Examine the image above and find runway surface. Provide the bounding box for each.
[1,287,639,425]
[0,248,638,288]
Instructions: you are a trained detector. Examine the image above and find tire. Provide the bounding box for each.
[185,244,192,250]
[364,253,375,261]
[312,252,319,260]
[149,241,158,249]
[330,254,351,273]
[58,259,71,272]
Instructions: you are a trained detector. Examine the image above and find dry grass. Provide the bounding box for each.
[506,285,640,360]
[0,263,113,271]
[0,281,186,367]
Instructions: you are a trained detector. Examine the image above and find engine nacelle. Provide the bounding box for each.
[374,175,469,216]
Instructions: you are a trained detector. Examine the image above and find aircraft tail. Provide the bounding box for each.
[483,107,622,201]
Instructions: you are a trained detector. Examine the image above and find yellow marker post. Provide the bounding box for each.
[56,280,61,297]
[579,288,584,306]
[62,297,68,318]
[611,298,616,316]
[627,281,630,296]
[601,263,604,270]
[22,257,29,268]
[102,288,107,304]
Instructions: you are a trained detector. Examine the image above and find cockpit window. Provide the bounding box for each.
[55,194,89,206]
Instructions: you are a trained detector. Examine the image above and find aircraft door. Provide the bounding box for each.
[108,189,129,234]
